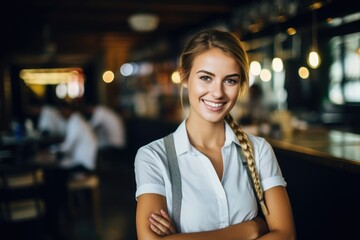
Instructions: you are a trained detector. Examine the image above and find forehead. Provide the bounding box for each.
[191,48,240,73]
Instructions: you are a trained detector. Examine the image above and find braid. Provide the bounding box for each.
[225,114,269,215]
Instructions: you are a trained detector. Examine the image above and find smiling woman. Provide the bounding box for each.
[134,29,296,240]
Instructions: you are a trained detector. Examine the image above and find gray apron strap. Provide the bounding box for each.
[164,133,182,233]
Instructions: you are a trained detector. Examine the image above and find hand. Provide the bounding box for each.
[149,209,177,236]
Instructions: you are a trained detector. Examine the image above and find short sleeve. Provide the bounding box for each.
[252,136,287,191]
[134,142,167,200]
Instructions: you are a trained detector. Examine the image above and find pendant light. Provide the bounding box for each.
[307,4,321,69]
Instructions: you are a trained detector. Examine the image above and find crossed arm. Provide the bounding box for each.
[136,186,296,240]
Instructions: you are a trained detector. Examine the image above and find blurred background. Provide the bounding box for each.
[0,0,359,240]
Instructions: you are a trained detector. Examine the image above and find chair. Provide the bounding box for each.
[0,164,48,239]
[67,172,102,238]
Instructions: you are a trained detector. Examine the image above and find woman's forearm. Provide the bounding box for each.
[141,218,267,240]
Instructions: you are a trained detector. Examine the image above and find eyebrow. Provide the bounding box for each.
[196,70,241,78]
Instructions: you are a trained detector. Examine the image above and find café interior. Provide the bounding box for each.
[0,0,359,239]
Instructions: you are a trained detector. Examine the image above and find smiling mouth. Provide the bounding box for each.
[203,100,225,109]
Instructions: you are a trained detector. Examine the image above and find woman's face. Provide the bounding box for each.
[185,48,241,124]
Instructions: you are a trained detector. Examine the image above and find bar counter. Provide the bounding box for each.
[265,128,360,173]
[264,127,360,239]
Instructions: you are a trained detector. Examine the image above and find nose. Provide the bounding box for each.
[210,81,224,98]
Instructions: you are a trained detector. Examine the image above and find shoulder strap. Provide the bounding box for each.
[164,133,182,232]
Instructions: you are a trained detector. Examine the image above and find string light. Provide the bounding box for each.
[250,61,261,76]
[272,57,284,72]
[102,70,114,83]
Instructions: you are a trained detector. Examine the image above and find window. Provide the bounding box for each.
[328,32,360,104]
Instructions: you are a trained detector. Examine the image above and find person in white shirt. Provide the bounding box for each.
[37,105,67,137]
[58,105,98,172]
[134,29,296,240]
[88,105,126,149]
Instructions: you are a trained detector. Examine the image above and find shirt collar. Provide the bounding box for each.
[224,121,240,147]
[173,120,191,156]
[172,119,240,157]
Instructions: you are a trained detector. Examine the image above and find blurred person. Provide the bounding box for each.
[57,103,98,175]
[134,29,296,240]
[35,104,67,137]
[86,104,126,149]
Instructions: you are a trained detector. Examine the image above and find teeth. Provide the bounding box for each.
[204,100,224,108]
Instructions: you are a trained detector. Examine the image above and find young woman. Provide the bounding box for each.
[134,29,296,240]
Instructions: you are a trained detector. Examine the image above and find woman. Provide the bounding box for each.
[134,29,296,240]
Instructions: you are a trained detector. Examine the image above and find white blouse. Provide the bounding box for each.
[135,120,286,233]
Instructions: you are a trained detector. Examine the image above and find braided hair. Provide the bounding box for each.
[225,114,268,215]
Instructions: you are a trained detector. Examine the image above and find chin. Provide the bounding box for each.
[201,113,228,123]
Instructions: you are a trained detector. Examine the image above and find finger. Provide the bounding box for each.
[150,223,166,236]
[160,209,171,220]
[160,210,177,233]
[150,215,171,235]
[151,213,171,228]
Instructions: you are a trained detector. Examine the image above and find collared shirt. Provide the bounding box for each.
[59,112,98,170]
[135,120,286,233]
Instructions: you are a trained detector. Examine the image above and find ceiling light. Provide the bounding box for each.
[128,13,159,32]
[19,68,83,85]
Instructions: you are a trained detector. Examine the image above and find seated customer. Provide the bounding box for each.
[86,104,126,150]
[57,103,98,176]
[33,104,67,137]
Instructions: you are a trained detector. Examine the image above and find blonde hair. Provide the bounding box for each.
[225,114,268,215]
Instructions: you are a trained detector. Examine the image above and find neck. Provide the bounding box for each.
[185,117,225,149]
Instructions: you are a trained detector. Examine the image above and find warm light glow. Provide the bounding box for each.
[287,27,297,35]
[171,71,181,84]
[19,68,83,85]
[298,67,310,79]
[128,13,159,32]
[249,61,261,76]
[102,70,114,83]
[309,1,323,10]
[272,58,284,72]
[308,51,321,69]
[260,69,272,82]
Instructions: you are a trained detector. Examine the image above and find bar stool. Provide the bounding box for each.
[67,173,102,238]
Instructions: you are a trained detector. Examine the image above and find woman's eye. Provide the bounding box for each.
[200,75,211,81]
[225,79,238,85]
